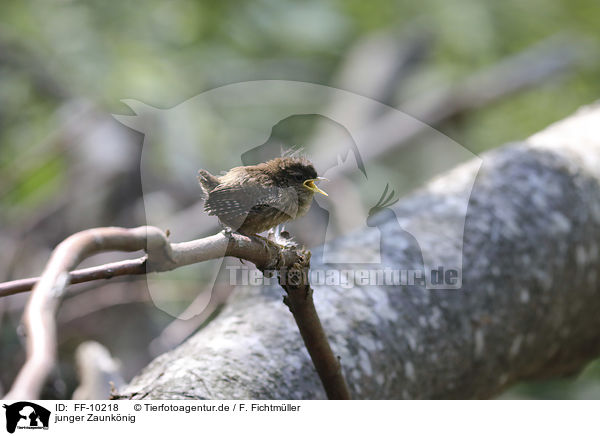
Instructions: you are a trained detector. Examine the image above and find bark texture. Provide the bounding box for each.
[120,103,600,399]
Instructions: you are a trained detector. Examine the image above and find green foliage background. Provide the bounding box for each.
[2,0,599,217]
[1,0,599,398]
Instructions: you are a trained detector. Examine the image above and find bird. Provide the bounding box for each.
[198,156,328,235]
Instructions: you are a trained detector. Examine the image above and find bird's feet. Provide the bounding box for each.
[222,226,297,250]
[268,225,300,249]
[253,233,286,250]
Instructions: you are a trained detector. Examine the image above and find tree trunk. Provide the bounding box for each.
[119,103,600,399]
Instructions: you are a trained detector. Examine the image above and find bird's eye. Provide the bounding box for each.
[294,174,304,182]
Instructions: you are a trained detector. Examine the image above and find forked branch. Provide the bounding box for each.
[2,226,349,400]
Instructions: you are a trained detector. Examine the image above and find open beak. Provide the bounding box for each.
[303,177,328,196]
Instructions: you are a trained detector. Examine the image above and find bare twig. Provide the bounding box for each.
[0,229,290,297]
[2,225,349,400]
[3,227,164,399]
[0,259,146,297]
[278,252,351,399]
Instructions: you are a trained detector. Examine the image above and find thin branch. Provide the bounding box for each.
[0,258,147,297]
[3,227,160,399]
[2,225,349,400]
[0,229,291,297]
[278,253,351,399]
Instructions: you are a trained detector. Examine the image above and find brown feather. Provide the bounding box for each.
[198,157,319,234]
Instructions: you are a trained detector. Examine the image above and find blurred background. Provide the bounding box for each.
[1,0,600,399]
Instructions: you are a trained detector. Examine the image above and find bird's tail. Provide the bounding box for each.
[197,169,221,196]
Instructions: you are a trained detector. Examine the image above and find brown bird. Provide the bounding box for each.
[198,156,328,235]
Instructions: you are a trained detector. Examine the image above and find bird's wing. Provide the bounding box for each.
[204,183,298,222]
[247,186,298,220]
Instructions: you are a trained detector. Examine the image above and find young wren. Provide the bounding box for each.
[198,157,328,235]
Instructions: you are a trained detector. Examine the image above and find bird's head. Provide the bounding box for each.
[265,157,328,200]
